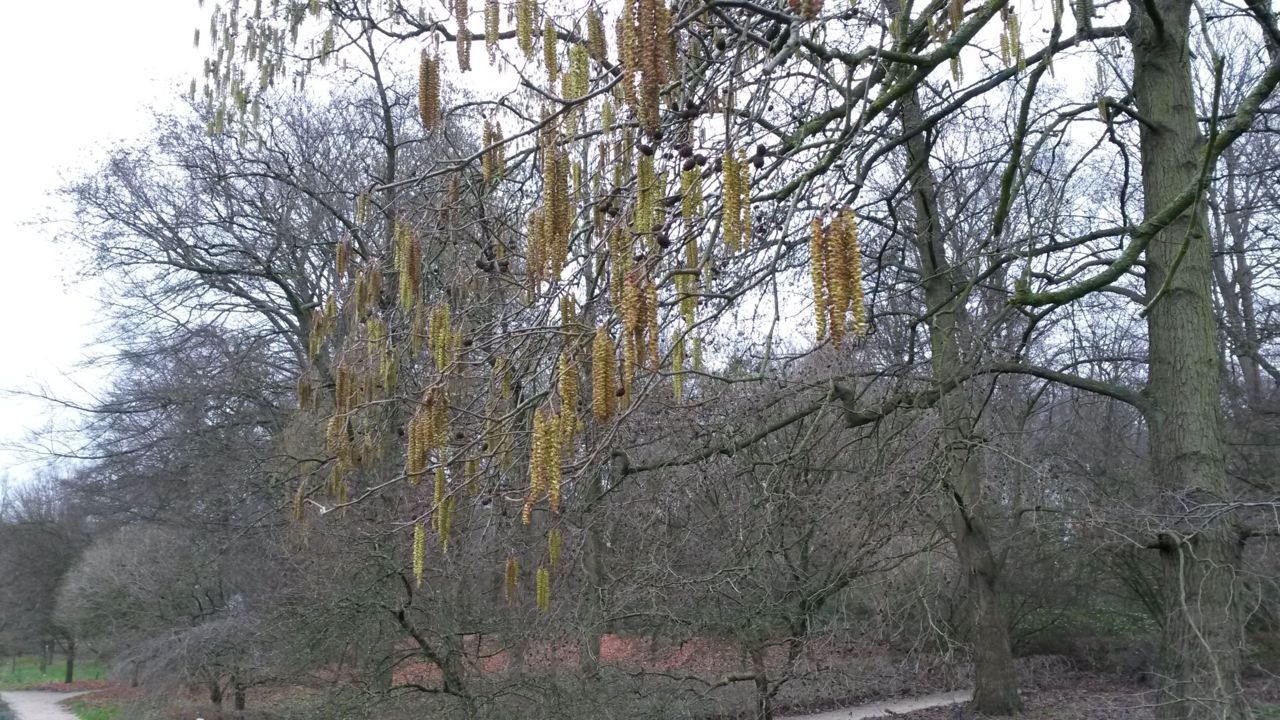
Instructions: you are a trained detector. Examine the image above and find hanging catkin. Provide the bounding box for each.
[412,522,426,586]
[591,327,616,422]
[418,51,440,129]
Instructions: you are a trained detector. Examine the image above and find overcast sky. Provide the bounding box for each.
[0,1,204,481]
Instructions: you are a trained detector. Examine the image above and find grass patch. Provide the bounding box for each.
[0,655,106,690]
[1256,704,1280,720]
[66,698,121,720]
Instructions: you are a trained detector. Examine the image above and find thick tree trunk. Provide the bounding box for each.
[233,679,247,712]
[900,88,1022,714]
[961,528,1021,714]
[63,639,74,684]
[1130,0,1250,717]
[209,681,223,708]
[750,645,772,720]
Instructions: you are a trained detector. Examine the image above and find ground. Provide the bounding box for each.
[6,650,1280,720]
[0,692,85,720]
[879,674,1280,719]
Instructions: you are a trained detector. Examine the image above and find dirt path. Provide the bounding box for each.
[0,691,86,720]
[780,689,972,720]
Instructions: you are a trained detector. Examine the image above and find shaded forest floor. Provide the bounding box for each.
[879,673,1280,719]
[33,644,1280,720]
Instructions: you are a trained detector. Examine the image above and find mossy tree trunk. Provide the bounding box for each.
[1130,0,1250,717]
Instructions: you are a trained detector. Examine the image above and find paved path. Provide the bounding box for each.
[781,689,972,720]
[0,691,86,720]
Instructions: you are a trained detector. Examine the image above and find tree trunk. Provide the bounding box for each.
[579,468,608,678]
[63,639,74,684]
[900,88,1022,714]
[1130,0,1249,717]
[38,642,49,673]
[209,681,223,708]
[234,679,247,712]
[750,644,772,720]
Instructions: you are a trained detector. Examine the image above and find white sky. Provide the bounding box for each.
[0,1,204,481]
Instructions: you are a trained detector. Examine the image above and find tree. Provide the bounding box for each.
[0,476,90,682]
[46,0,1280,716]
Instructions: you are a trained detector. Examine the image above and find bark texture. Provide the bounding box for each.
[901,89,1022,715]
[1130,0,1251,717]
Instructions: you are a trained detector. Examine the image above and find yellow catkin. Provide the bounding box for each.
[608,227,630,308]
[524,409,549,524]
[591,327,616,422]
[621,0,669,130]
[543,16,559,81]
[681,169,702,221]
[548,148,570,276]
[433,465,447,535]
[527,208,545,289]
[542,407,562,511]
[336,235,350,279]
[1009,12,1024,70]
[484,0,499,60]
[636,153,657,237]
[505,556,519,603]
[536,565,551,611]
[430,304,452,371]
[622,273,643,380]
[682,237,698,327]
[616,0,637,109]
[558,351,578,447]
[413,522,426,586]
[482,119,495,184]
[419,51,440,129]
[601,100,615,135]
[439,495,455,553]
[297,372,313,410]
[456,0,472,71]
[826,219,849,347]
[517,0,534,57]
[559,294,578,330]
[810,217,828,341]
[808,212,868,344]
[411,303,427,356]
[481,119,505,185]
[309,309,327,361]
[644,277,659,369]
[395,222,422,309]
[334,365,349,415]
[327,415,350,469]
[840,211,868,337]
[587,9,607,61]
[569,44,589,99]
[738,151,751,246]
[406,415,424,484]
[549,528,562,565]
[723,151,740,252]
